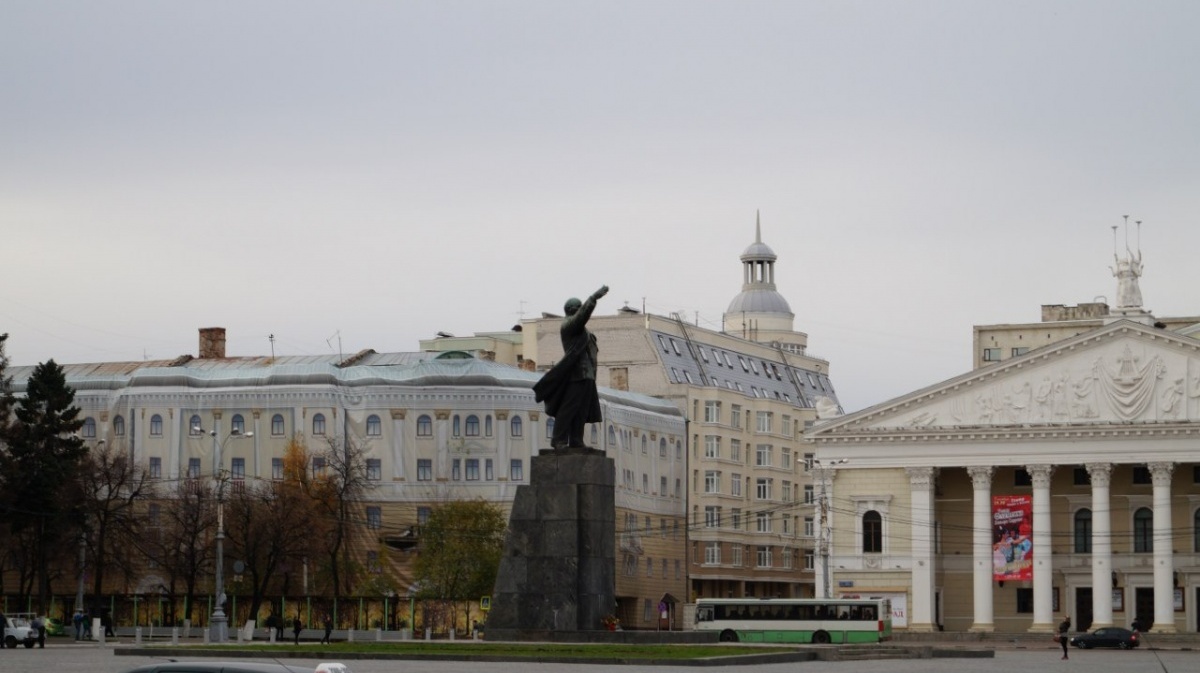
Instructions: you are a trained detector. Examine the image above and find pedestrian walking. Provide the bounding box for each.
[72,609,85,641]
[321,614,332,644]
[292,615,302,645]
[1057,615,1071,660]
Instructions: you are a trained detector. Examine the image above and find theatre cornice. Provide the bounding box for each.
[813,419,1200,445]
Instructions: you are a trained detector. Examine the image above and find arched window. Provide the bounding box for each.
[465,415,480,437]
[150,414,163,436]
[231,414,245,435]
[82,417,97,438]
[510,415,523,437]
[1074,508,1092,553]
[485,415,493,437]
[1134,507,1153,553]
[1194,509,1200,553]
[113,415,125,436]
[189,415,202,435]
[366,414,382,437]
[452,415,461,437]
[659,438,667,458]
[591,425,598,446]
[312,413,326,436]
[641,435,648,454]
[546,418,555,438]
[607,425,616,446]
[417,415,433,437]
[271,414,285,436]
[862,510,883,553]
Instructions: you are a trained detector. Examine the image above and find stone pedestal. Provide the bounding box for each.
[487,450,615,633]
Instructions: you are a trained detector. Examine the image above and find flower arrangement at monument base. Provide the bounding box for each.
[601,614,620,631]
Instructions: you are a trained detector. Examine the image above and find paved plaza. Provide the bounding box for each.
[1,642,1199,673]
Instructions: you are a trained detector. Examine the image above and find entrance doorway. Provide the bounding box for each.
[1075,587,1093,631]
[1135,588,1154,631]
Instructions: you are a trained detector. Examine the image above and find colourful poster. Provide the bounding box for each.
[992,494,1032,581]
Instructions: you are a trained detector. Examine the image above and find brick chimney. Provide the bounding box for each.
[199,327,227,359]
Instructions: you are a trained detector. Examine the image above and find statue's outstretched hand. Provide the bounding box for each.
[594,285,610,300]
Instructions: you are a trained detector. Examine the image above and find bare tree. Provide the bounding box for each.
[80,441,154,616]
[135,482,216,625]
[308,435,371,603]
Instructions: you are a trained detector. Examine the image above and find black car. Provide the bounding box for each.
[121,663,350,673]
[1070,627,1140,649]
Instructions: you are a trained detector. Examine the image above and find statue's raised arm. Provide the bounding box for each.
[532,285,609,453]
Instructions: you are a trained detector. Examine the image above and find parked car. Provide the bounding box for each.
[3,615,38,648]
[121,663,350,673]
[1070,626,1140,649]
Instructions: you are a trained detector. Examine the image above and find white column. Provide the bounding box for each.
[435,411,450,479]
[1149,462,1176,633]
[967,466,995,632]
[390,411,407,480]
[1028,464,1055,632]
[907,467,938,632]
[1086,463,1114,628]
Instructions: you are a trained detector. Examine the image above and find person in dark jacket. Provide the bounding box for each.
[1057,615,1071,660]
[321,614,333,644]
[533,285,608,451]
[292,616,302,645]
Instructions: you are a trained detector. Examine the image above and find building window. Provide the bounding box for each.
[660,438,667,458]
[757,546,772,568]
[730,474,742,496]
[660,475,668,496]
[187,416,200,436]
[804,550,815,570]
[756,411,772,433]
[676,440,682,459]
[366,506,381,530]
[417,459,432,481]
[704,471,720,494]
[149,457,162,479]
[546,418,554,439]
[731,508,742,530]
[510,459,523,481]
[1016,588,1034,613]
[781,481,792,502]
[271,414,285,436]
[1074,467,1090,486]
[755,445,771,467]
[187,458,201,479]
[756,511,772,533]
[485,415,493,437]
[113,415,125,436]
[705,436,720,459]
[607,425,616,446]
[1133,507,1153,553]
[862,510,883,553]
[756,478,772,500]
[508,415,522,437]
[231,458,245,480]
[465,458,480,481]
[1074,508,1092,553]
[366,414,382,436]
[272,458,283,480]
[313,413,326,436]
[79,416,97,438]
[804,484,814,504]
[804,516,814,537]
[1012,347,1029,357]
[730,439,741,462]
[452,415,461,437]
[704,506,721,528]
[312,456,326,477]
[1132,466,1151,485]
[232,414,245,435]
[150,414,163,436]
[642,473,649,493]
[417,506,431,525]
[781,449,792,469]
[675,478,681,499]
[983,348,1002,361]
[367,551,381,574]
[465,415,480,437]
[1194,509,1200,553]
[704,401,721,423]
[1014,469,1031,486]
[732,544,743,566]
[366,458,381,481]
[484,458,494,480]
[452,458,461,480]
[705,542,721,565]
[417,415,433,437]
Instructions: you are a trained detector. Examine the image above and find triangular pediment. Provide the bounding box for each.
[813,321,1200,435]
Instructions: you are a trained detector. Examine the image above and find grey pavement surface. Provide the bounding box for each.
[1,642,1198,673]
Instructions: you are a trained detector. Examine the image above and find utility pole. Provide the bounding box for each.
[814,459,847,598]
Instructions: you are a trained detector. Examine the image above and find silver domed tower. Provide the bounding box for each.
[723,214,807,353]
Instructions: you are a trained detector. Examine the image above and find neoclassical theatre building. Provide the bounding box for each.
[809,251,1200,633]
[7,334,687,629]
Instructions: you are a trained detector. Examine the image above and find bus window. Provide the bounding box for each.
[697,607,713,622]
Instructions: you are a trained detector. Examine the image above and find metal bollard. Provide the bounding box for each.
[425,627,431,641]
[375,627,382,642]
[203,629,210,644]
[135,627,143,645]
[347,628,354,643]
[269,628,276,643]
[172,627,179,645]
[449,628,455,641]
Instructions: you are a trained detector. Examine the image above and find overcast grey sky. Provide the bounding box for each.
[2,1,1198,413]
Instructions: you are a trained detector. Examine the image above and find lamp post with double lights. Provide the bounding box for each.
[193,424,252,643]
[813,458,848,598]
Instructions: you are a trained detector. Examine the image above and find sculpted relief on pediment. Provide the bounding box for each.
[882,339,1200,429]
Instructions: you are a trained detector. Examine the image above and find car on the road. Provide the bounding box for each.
[1070,626,1140,649]
[3,615,38,648]
[121,663,350,673]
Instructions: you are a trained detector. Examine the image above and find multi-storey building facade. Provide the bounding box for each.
[810,248,1200,633]
[6,336,686,630]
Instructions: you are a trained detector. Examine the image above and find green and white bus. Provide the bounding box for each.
[694,597,893,644]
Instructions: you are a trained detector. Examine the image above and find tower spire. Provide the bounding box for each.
[755,210,762,243]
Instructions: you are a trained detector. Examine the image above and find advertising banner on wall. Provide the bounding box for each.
[992,494,1032,581]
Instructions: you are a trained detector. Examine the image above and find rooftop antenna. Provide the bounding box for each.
[268,334,275,360]
[1135,219,1142,253]
[516,300,527,321]
[326,330,343,360]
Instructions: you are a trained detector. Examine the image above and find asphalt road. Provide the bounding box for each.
[2,643,1198,673]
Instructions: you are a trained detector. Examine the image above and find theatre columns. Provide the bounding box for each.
[1086,463,1114,628]
[907,466,938,632]
[1028,464,1055,632]
[968,465,995,632]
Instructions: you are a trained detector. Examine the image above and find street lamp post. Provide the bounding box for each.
[194,425,252,643]
[813,458,847,598]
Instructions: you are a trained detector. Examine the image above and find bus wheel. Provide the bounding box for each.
[812,631,831,644]
[719,630,738,642]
